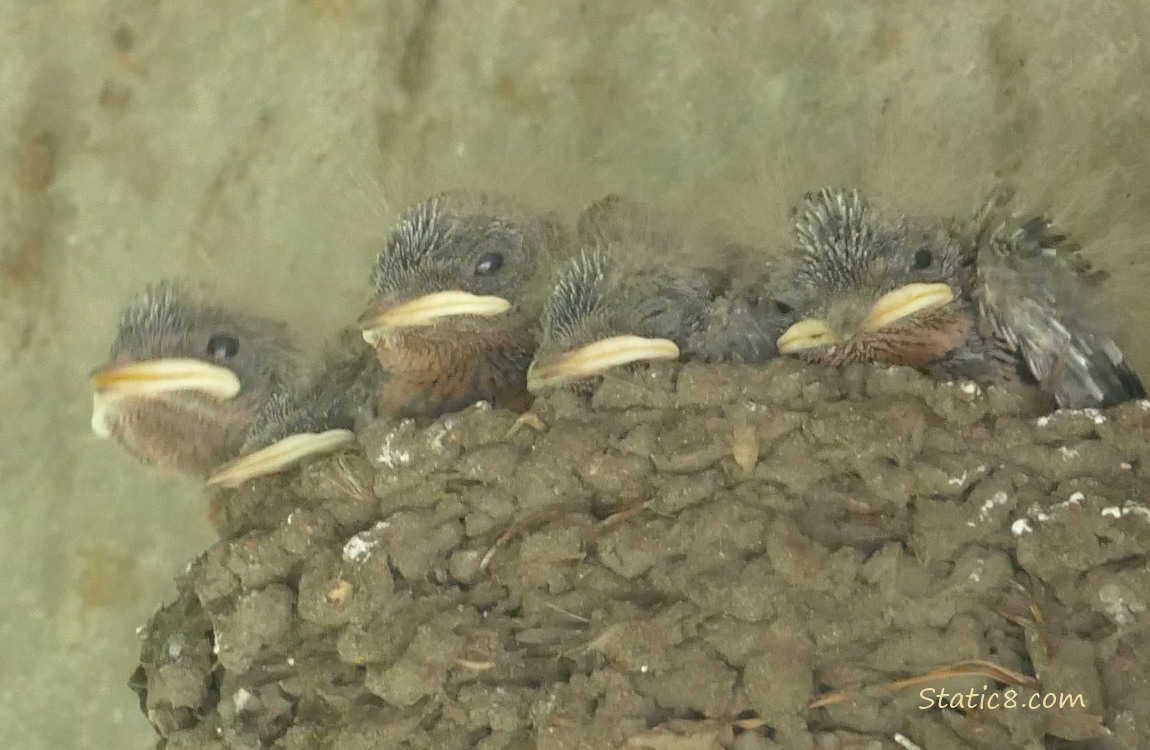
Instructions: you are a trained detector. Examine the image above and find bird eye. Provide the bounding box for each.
[773,300,794,315]
[912,248,933,270]
[206,333,240,359]
[474,252,504,276]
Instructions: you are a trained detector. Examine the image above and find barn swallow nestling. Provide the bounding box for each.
[772,188,978,372]
[90,281,300,476]
[526,194,792,393]
[357,190,566,418]
[206,329,380,488]
[967,192,1146,409]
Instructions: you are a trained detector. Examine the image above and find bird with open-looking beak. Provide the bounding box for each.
[357,190,567,418]
[90,281,300,476]
[526,194,792,394]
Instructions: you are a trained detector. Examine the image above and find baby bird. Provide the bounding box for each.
[90,281,300,476]
[774,187,1146,409]
[206,329,380,488]
[527,194,791,393]
[967,191,1146,409]
[358,190,566,418]
[773,188,977,373]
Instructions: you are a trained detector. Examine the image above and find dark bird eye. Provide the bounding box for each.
[207,334,239,360]
[912,248,933,270]
[474,252,504,276]
[773,300,794,315]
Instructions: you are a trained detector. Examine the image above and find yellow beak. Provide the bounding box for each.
[776,319,843,353]
[206,429,357,488]
[90,358,242,399]
[861,283,955,332]
[358,290,512,344]
[527,335,681,392]
[776,283,955,353]
[89,358,243,440]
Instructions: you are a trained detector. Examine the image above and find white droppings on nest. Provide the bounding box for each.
[959,381,980,396]
[967,558,984,583]
[1137,399,1150,412]
[376,425,413,469]
[342,521,391,563]
[167,633,185,660]
[1033,493,1086,520]
[1120,462,1133,470]
[1011,518,1033,536]
[1024,502,1052,525]
[950,465,988,492]
[232,688,254,713]
[967,490,1010,527]
[342,535,376,563]
[1058,446,1080,460]
[425,420,454,452]
[286,656,295,667]
[1101,502,1150,521]
[1037,408,1106,427]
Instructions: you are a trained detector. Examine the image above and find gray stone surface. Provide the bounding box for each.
[2,1,1149,748]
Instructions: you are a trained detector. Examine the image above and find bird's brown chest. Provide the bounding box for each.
[375,324,536,418]
[802,307,975,370]
[111,396,255,476]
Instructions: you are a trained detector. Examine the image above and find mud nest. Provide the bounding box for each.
[132,359,1150,750]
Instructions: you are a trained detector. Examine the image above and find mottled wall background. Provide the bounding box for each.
[1,1,1148,748]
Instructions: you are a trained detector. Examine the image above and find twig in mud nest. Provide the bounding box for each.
[587,499,650,539]
[330,452,373,501]
[505,411,546,438]
[807,659,1039,709]
[479,500,588,571]
[479,498,651,571]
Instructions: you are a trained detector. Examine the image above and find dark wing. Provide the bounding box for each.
[974,208,1145,409]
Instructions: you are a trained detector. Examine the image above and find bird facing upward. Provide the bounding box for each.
[527,194,791,394]
[90,281,300,476]
[773,188,977,371]
[357,190,566,418]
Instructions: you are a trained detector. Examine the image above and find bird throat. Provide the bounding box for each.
[376,320,536,418]
[104,394,256,475]
[800,307,974,369]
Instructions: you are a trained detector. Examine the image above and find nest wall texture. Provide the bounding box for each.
[135,360,1150,750]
